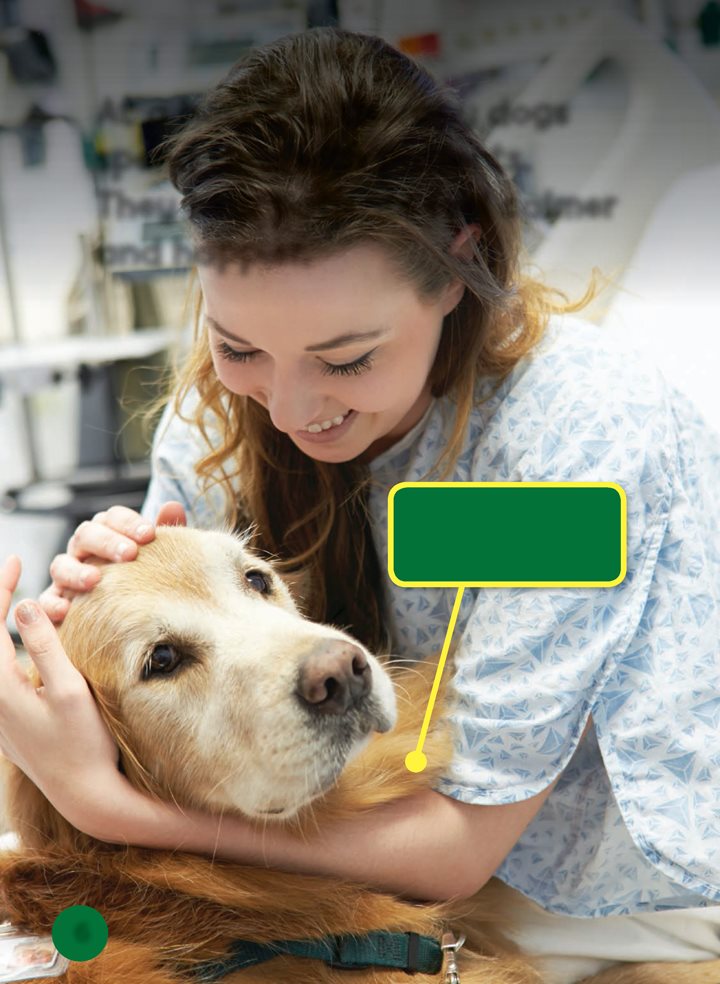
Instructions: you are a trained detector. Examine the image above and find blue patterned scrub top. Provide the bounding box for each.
[142,315,720,918]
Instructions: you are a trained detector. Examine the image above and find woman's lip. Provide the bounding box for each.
[295,409,356,442]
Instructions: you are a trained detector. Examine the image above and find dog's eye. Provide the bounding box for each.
[143,644,181,679]
[245,569,271,594]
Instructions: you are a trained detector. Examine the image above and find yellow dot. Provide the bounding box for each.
[405,750,427,773]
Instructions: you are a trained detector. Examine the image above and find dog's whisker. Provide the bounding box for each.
[200,779,233,805]
[391,683,413,702]
[200,763,243,804]
[209,803,226,865]
[303,759,324,839]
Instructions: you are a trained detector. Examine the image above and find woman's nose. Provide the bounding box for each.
[264,371,319,434]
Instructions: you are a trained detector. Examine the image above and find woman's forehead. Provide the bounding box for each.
[197,248,427,340]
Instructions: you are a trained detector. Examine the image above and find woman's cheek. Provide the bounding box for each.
[336,369,393,412]
[212,357,250,395]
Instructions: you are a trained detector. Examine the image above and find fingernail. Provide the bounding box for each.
[16,602,40,624]
[135,524,152,538]
[116,543,132,561]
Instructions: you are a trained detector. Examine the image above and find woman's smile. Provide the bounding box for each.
[295,409,357,443]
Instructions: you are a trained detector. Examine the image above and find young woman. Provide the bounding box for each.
[2,27,720,980]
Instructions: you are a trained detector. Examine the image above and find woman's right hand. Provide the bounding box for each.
[38,500,187,623]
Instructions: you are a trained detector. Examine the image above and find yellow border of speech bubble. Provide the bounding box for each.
[388,481,627,588]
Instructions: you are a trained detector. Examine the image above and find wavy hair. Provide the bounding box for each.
[156,27,604,654]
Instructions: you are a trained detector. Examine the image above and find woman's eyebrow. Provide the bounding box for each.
[205,316,391,351]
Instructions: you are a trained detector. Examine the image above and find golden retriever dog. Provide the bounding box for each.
[0,527,718,984]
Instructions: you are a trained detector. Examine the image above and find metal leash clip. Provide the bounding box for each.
[440,931,465,984]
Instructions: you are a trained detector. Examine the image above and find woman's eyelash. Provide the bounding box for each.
[321,351,376,377]
[216,342,254,364]
[215,341,376,377]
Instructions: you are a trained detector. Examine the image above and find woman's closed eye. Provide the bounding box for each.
[214,341,377,377]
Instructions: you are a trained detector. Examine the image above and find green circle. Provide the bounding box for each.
[52,905,108,962]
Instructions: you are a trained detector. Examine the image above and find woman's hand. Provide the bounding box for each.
[39,501,187,623]
[0,556,126,835]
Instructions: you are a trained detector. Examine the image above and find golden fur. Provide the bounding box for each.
[0,527,717,984]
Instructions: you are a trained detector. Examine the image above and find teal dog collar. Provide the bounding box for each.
[191,929,444,979]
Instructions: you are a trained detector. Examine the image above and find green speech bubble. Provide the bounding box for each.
[388,482,626,587]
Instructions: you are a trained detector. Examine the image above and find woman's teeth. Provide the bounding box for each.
[303,413,348,433]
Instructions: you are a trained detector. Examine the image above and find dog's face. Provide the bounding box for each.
[59,527,397,821]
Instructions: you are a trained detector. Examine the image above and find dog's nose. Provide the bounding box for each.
[296,641,371,715]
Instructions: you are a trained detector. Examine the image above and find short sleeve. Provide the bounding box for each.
[140,390,232,529]
[433,342,676,807]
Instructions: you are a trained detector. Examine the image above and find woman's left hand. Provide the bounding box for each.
[0,555,125,837]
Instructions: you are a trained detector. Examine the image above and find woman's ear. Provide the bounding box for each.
[441,278,466,316]
[441,224,482,315]
[450,223,482,261]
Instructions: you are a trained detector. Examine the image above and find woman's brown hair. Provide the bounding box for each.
[157,27,602,654]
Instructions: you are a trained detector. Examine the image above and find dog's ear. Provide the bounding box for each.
[0,755,97,854]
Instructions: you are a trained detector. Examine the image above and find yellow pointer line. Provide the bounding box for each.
[405,586,465,773]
